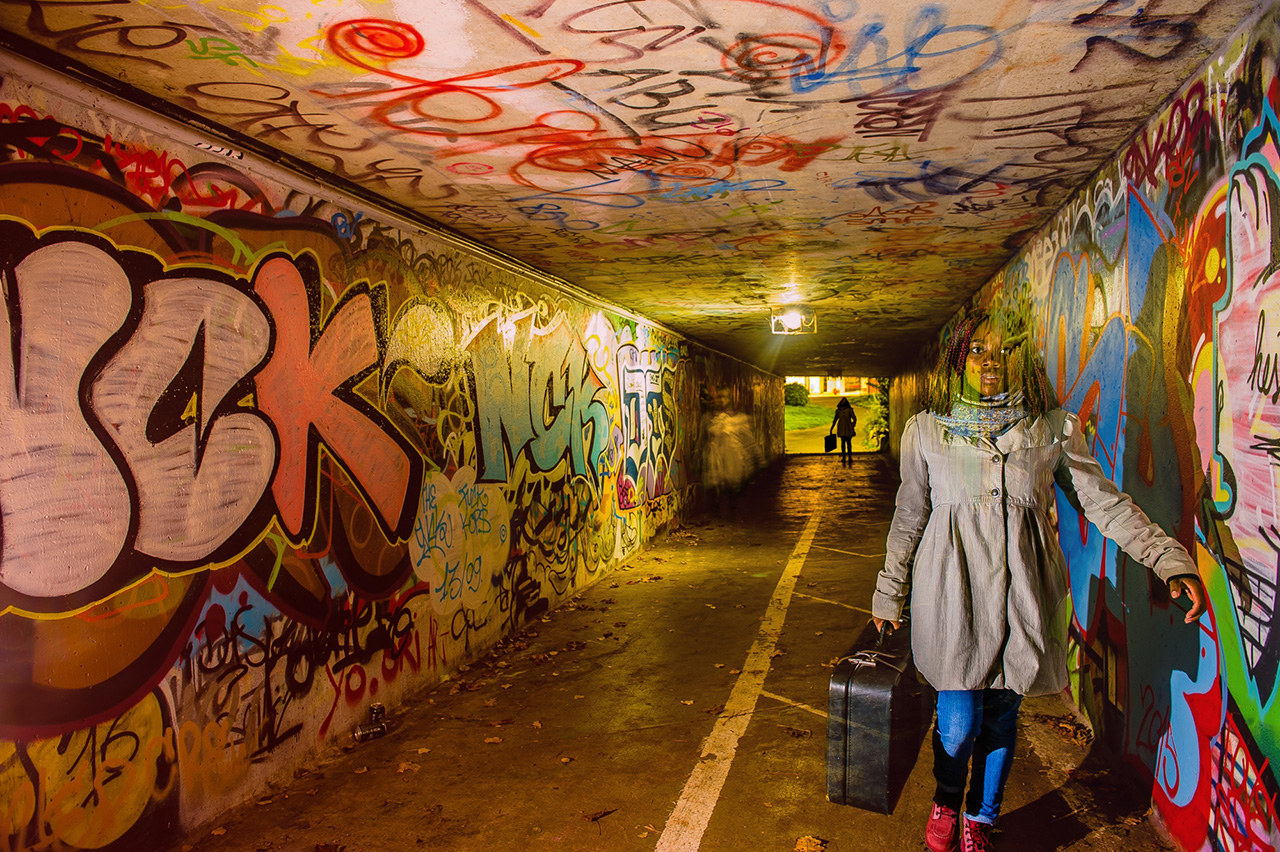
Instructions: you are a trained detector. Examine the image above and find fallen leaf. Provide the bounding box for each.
[574,694,585,699]
[354,767,368,774]
[780,725,812,738]
[561,757,574,764]
[256,797,273,805]
[533,720,543,729]
[483,698,498,707]
[702,706,725,715]
[211,828,227,836]
[714,663,725,668]
[397,762,420,773]
[484,737,503,744]
[815,631,824,636]
[583,808,618,823]
[501,684,513,689]
[705,604,716,609]
[795,835,828,852]
[730,669,741,675]
[417,747,431,754]
[680,700,694,705]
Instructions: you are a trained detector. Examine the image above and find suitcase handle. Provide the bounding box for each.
[875,615,907,645]
[837,649,908,674]
[833,618,909,672]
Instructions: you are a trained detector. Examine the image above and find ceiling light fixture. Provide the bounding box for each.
[770,305,817,335]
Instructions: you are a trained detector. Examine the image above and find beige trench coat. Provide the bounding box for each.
[872,409,1198,696]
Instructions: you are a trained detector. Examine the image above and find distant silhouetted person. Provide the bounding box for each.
[830,397,857,465]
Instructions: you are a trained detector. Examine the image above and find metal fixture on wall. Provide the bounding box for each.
[770,305,817,335]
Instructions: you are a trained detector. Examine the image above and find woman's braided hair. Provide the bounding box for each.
[925,303,1053,416]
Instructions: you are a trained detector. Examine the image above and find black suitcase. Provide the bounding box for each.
[826,620,935,813]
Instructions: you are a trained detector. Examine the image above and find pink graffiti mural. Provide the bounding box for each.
[0,220,430,742]
[1209,714,1279,852]
[0,227,423,615]
[254,255,421,545]
[1220,113,1280,705]
[0,238,135,599]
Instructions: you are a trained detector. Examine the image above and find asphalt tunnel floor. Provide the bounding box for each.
[175,455,1176,852]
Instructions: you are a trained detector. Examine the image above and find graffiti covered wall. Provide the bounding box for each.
[898,8,1280,851]
[0,58,780,850]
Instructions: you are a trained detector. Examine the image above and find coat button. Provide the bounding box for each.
[991,455,1000,463]
[990,488,1000,497]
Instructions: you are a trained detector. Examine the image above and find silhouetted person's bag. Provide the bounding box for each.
[824,434,838,453]
[826,619,934,814]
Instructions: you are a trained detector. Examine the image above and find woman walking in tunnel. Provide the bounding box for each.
[870,307,1207,852]
[830,396,857,465]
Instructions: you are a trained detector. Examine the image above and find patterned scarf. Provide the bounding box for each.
[934,390,1029,440]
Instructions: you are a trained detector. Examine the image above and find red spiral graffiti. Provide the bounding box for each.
[323,18,585,134]
[651,161,725,181]
[723,33,838,81]
[328,19,426,78]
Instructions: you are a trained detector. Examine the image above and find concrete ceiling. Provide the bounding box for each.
[0,0,1262,376]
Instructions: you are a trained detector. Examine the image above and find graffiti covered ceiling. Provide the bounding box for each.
[0,0,1262,376]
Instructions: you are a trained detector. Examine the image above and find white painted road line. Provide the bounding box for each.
[810,543,886,558]
[792,591,873,614]
[760,689,829,720]
[654,507,824,852]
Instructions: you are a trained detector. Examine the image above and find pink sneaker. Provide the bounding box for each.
[925,802,959,852]
[961,816,994,852]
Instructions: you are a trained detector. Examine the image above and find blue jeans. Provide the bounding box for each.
[932,689,1022,824]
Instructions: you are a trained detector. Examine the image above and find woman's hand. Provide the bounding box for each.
[1170,575,1208,623]
[872,617,901,634]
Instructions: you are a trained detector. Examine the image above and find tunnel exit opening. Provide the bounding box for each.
[782,376,887,454]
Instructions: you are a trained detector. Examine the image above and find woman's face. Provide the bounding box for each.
[963,326,1009,397]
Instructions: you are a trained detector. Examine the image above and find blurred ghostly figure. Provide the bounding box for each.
[703,389,760,518]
